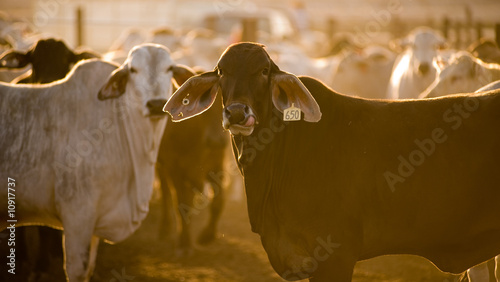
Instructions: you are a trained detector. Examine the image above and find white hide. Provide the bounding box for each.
[0,44,174,281]
[420,52,500,98]
[387,27,446,99]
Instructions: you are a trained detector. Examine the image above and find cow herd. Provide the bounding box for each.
[0,13,500,282]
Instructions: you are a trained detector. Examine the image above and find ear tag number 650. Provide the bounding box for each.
[284,103,301,121]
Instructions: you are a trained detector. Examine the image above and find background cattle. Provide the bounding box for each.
[157,93,230,257]
[331,45,395,99]
[468,39,500,65]
[0,38,99,83]
[420,51,500,98]
[387,27,447,99]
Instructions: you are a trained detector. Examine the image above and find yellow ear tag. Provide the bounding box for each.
[283,103,301,121]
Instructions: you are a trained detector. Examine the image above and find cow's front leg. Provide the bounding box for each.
[495,255,499,281]
[198,171,225,245]
[61,218,97,282]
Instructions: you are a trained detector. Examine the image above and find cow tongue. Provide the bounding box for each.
[244,116,255,127]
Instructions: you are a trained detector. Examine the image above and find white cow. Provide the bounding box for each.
[387,27,447,99]
[0,44,190,281]
[172,29,226,72]
[267,41,340,87]
[420,52,500,98]
[331,45,396,99]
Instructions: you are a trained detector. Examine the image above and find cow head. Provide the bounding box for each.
[163,42,321,136]
[420,52,488,98]
[98,43,195,118]
[393,27,446,77]
[0,38,99,83]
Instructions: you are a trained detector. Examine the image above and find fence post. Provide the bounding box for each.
[76,7,83,47]
[495,23,500,48]
[241,18,257,42]
[442,17,450,41]
[475,22,482,41]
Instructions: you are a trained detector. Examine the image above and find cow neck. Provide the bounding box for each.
[235,109,289,234]
[117,97,167,226]
[488,64,500,82]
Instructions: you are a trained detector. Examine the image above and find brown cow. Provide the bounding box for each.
[156,67,229,256]
[164,42,500,281]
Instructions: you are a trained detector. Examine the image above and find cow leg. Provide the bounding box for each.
[27,227,65,281]
[495,255,499,282]
[198,171,225,245]
[157,165,177,250]
[309,256,355,282]
[468,260,490,282]
[87,236,100,279]
[175,177,200,257]
[61,219,96,282]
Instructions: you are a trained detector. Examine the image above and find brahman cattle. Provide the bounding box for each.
[331,45,395,99]
[387,27,447,99]
[157,93,230,256]
[164,42,500,281]
[420,51,500,98]
[468,39,500,65]
[0,44,191,281]
[0,38,99,83]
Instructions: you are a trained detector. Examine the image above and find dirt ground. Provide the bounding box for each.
[2,185,463,282]
[89,190,461,282]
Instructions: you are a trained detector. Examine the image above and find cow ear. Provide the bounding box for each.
[0,50,31,69]
[271,71,322,122]
[73,50,100,62]
[171,64,196,87]
[163,71,219,122]
[389,37,410,53]
[98,66,129,100]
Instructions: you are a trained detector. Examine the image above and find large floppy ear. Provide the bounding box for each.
[171,64,196,87]
[0,50,31,69]
[389,37,410,53]
[73,49,100,63]
[271,71,322,122]
[98,65,129,100]
[163,71,219,122]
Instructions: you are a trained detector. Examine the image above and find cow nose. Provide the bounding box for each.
[224,103,250,125]
[418,63,430,75]
[146,99,168,115]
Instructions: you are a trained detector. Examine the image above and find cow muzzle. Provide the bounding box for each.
[223,103,257,136]
[146,99,168,118]
[418,62,430,75]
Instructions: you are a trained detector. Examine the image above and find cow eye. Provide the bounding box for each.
[217,68,223,76]
[262,68,269,76]
[130,67,137,73]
